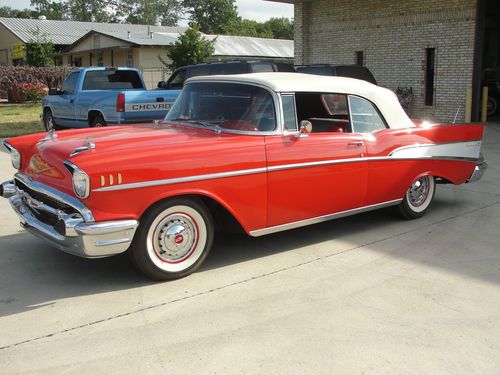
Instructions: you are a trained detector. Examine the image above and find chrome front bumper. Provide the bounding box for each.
[467,160,488,183]
[1,178,138,258]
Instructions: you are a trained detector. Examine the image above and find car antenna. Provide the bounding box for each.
[452,106,461,124]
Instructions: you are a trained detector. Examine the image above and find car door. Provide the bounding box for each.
[51,71,79,126]
[264,93,368,228]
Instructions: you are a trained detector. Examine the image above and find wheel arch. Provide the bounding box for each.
[139,190,248,235]
[88,110,106,126]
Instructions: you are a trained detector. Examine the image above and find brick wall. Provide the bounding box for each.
[294,0,478,122]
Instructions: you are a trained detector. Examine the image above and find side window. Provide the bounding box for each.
[282,94,297,131]
[168,69,186,89]
[61,72,79,94]
[294,92,351,133]
[348,96,387,133]
[252,63,274,73]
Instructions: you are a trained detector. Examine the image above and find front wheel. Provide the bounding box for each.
[43,109,59,131]
[130,198,214,280]
[398,175,435,220]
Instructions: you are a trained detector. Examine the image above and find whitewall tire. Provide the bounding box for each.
[130,198,214,280]
[398,175,435,219]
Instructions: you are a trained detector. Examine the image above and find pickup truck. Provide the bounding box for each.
[42,67,180,130]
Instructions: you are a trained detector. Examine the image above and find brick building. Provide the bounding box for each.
[271,0,500,122]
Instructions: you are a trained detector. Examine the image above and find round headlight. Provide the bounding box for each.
[72,169,90,198]
[11,149,21,169]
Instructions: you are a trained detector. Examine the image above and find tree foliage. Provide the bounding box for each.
[160,24,215,70]
[264,17,294,40]
[26,27,55,67]
[30,0,67,20]
[182,0,238,34]
[0,6,39,18]
[117,0,181,26]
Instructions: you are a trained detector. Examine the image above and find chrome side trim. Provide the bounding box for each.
[249,199,403,237]
[92,155,479,193]
[94,167,268,192]
[1,140,13,154]
[14,173,95,222]
[389,140,482,160]
[69,141,96,158]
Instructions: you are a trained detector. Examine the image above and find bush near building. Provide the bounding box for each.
[0,66,74,102]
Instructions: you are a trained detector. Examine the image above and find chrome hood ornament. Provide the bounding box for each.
[38,128,58,144]
[70,140,96,158]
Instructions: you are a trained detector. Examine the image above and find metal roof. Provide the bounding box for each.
[67,30,294,58]
[0,17,185,45]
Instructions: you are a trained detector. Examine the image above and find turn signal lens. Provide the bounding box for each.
[11,149,21,169]
[72,169,90,198]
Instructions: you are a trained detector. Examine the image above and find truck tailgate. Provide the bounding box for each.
[123,90,180,122]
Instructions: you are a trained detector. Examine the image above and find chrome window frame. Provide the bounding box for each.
[169,80,283,136]
[279,93,299,134]
[348,94,389,134]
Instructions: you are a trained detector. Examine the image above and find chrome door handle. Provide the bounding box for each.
[347,142,364,148]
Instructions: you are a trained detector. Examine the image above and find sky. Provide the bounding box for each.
[0,0,294,22]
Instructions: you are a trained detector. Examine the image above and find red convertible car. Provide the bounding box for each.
[0,73,487,280]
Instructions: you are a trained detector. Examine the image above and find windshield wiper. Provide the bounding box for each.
[168,118,222,133]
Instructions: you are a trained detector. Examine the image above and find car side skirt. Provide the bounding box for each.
[249,198,403,237]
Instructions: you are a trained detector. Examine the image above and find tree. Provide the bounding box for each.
[160,24,215,70]
[117,0,182,26]
[225,18,273,38]
[0,6,39,18]
[182,0,239,34]
[30,0,67,20]
[66,0,113,22]
[264,17,294,40]
[26,28,55,67]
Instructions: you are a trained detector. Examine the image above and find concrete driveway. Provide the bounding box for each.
[0,126,499,374]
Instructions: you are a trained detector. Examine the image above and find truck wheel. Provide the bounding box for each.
[398,176,435,220]
[130,198,214,281]
[91,115,107,127]
[487,96,498,117]
[43,109,59,131]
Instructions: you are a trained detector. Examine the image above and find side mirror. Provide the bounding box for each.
[295,120,312,138]
[157,81,167,89]
[48,88,59,95]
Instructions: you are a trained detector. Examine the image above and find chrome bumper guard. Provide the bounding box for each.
[1,178,138,258]
[467,160,488,183]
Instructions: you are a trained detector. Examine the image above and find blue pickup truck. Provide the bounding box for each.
[42,67,180,130]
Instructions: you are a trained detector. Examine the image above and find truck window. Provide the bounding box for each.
[61,72,79,94]
[82,70,143,90]
[251,63,274,73]
[209,63,248,75]
[167,69,186,89]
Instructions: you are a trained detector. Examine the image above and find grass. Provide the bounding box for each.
[0,102,45,138]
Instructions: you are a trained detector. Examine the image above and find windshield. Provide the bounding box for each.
[165,82,277,133]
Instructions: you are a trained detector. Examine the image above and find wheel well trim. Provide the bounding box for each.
[139,189,253,235]
[88,109,107,124]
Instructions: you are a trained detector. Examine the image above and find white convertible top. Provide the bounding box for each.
[188,73,415,129]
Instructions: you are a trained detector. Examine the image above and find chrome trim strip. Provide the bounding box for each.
[1,140,13,154]
[94,167,268,192]
[249,199,403,237]
[14,173,95,223]
[69,141,96,158]
[389,140,482,159]
[92,154,479,193]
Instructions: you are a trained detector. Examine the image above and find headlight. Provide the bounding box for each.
[72,169,90,199]
[11,149,21,169]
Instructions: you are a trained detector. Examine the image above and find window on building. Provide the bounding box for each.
[93,35,100,49]
[126,49,133,67]
[355,51,364,66]
[96,51,104,67]
[425,48,436,106]
[73,56,82,67]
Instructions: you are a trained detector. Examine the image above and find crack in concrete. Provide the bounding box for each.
[1,200,499,351]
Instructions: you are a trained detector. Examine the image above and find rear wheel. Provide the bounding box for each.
[487,96,498,117]
[91,114,107,127]
[398,175,435,219]
[130,198,214,280]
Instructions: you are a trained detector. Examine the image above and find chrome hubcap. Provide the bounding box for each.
[154,214,197,262]
[408,176,430,207]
